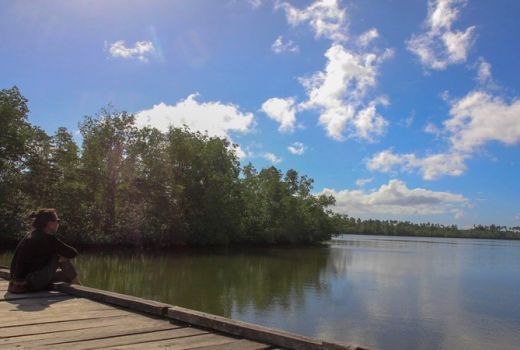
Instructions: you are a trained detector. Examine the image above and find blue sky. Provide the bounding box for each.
[1,0,519,227]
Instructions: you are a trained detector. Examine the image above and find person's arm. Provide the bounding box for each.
[52,236,78,258]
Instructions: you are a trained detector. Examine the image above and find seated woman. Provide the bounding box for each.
[8,208,81,293]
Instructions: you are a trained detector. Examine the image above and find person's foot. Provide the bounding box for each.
[70,277,82,285]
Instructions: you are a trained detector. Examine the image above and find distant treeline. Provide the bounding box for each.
[1,86,518,249]
[335,217,520,240]
[1,86,339,248]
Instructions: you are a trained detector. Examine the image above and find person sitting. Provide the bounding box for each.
[8,208,81,293]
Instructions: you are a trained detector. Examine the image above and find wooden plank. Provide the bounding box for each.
[0,309,133,328]
[37,327,210,350]
[0,296,116,313]
[1,321,184,347]
[1,290,68,301]
[167,306,327,350]
[0,269,10,279]
[186,338,274,350]
[0,314,178,338]
[53,282,173,316]
[94,332,242,350]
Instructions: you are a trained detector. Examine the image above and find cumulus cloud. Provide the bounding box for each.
[299,44,392,141]
[424,122,441,136]
[476,58,492,84]
[369,50,520,182]
[271,36,299,54]
[445,91,520,152]
[406,0,475,70]
[262,152,283,164]
[267,0,392,142]
[321,179,468,217]
[357,28,379,47]
[275,0,348,42]
[368,89,520,179]
[367,149,467,180]
[355,177,373,187]
[352,103,389,140]
[261,97,297,133]
[135,93,255,158]
[107,40,155,62]
[288,141,305,155]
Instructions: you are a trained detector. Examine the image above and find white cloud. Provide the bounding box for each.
[299,43,392,141]
[288,141,305,155]
[352,104,388,141]
[107,40,155,62]
[357,28,379,47]
[275,0,348,42]
[445,91,520,152]
[248,0,263,8]
[369,79,520,179]
[261,97,297,133]
[406,0,475,70]
[367,149,417,173]
[321,179,468,217]
[269,0,392,142]
[355,177,373,187]
[424,122,441,136]
[476,58,492,84]
[262,152,282,164]
[367,150,467,180]
[135,93,255,158]
[451,208,464,219]
[271,36,299,54]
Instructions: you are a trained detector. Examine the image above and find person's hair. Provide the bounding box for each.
[28,208,59,230]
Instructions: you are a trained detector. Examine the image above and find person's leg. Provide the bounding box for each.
[56,256,81,285]
[25,255,60,291]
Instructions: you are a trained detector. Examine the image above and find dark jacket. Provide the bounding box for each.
[9,229,78,281]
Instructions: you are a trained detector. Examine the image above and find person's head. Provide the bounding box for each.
[29,208,61,234]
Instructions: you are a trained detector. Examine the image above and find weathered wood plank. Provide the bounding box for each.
[53,282,173,316]
[0,309,133,328]
[0,268,10,279]
[186,338,274,350]
[0,314,176,338]
[1,321,184,347]
[98,332,244,350]
[0,296,116,313]
[167,306,327,350]
[1,290,69,301]
[38,327,209,350]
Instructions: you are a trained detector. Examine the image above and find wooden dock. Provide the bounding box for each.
[0,267,369,350]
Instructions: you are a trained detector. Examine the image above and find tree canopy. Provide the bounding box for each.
[0,87,340,248]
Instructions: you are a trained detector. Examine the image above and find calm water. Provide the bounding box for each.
[2,234,519,350]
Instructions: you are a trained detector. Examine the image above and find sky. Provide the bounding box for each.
[1,0,519,227]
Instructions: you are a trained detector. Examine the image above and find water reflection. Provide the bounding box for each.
[1,235,519,350]
[75,246,331,318]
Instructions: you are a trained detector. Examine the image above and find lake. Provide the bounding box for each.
[1,234,519,350]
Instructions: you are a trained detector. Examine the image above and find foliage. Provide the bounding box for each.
[334,215,520,240]
[0,87,339,248]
